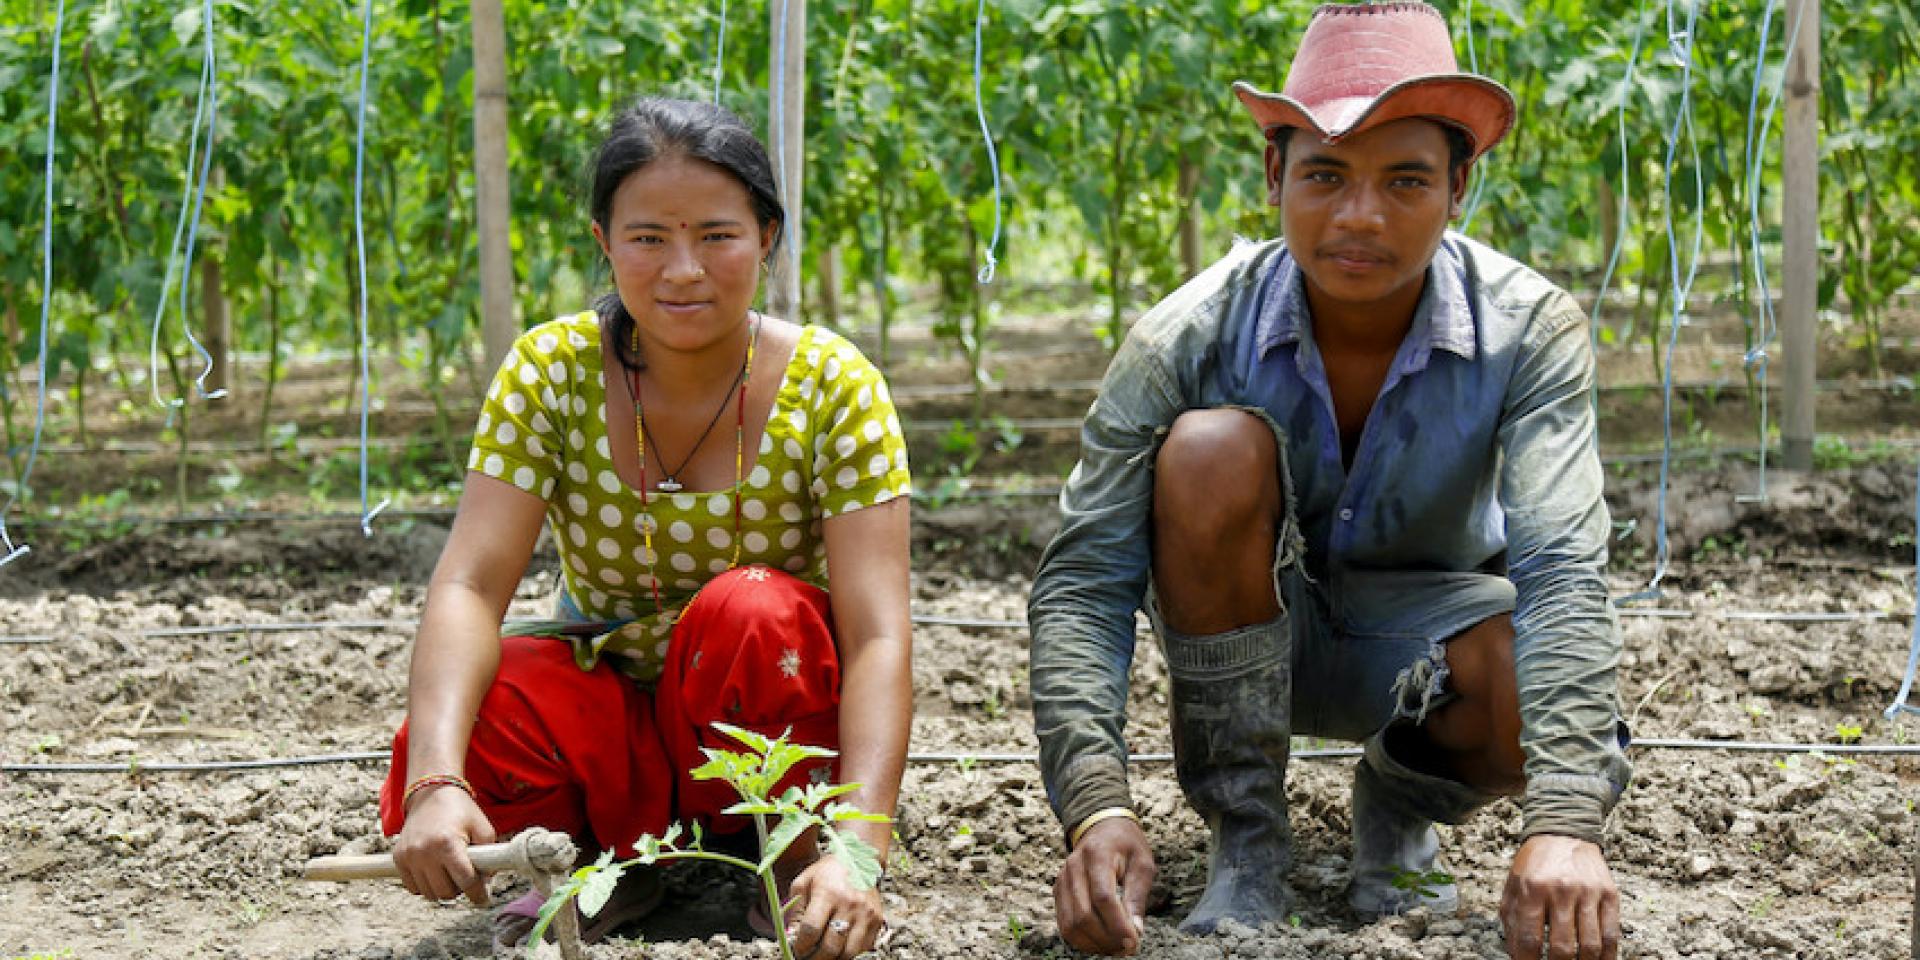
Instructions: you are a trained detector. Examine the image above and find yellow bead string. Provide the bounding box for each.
[631,314,759,619]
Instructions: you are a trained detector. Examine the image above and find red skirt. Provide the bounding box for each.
[379,565,841,857]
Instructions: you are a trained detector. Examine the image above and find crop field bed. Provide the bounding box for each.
[0,461,1916,960]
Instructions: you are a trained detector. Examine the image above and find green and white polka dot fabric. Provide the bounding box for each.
[468,312,911,679]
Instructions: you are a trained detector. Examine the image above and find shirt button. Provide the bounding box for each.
[1338,508,1354,521]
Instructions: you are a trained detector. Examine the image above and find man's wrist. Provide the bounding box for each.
[1051,753,1133,847]
[1521,772,1616,845]
[1068,807,1140,850]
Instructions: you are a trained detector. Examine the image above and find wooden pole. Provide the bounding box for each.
[1780,0,1820,470]
[766,0,805,320]
[472,0,516,381]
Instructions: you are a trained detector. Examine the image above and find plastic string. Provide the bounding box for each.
[2,0,67,571]
[712,0,728,103]
[1889,456,1920,721]
[970,0,1003,284]
[1587,0,1649,413]
[148,0,227,413]
[352,0,389,536]
[10,736,1920,776]
[1621,0,1703,605]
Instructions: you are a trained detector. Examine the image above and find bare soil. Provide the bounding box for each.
[3,298,1918,959]
[2,459,1917,960]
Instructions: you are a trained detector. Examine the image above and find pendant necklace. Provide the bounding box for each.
[633,319,755,493]
[632,315,758,615]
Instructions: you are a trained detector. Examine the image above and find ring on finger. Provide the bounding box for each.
[828,918,852,935]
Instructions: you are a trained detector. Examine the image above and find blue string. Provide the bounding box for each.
[2,0,67,570]
[712,0,728,104]
[1886,453,1920,721]
[1738,0,1807,503]
[147,0,226,414]
[176,0,226,404]
[970,0,1003,284]
[1588,0,1650,414]
[353,0,388,537]
[1621,0,1702,605]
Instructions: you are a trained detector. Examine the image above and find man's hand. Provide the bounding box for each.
[1054,817,1155,956]
[1499,834,1619,960]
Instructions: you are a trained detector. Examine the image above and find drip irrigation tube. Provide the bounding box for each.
[7,737,1920,777]
[2,605,1907,646]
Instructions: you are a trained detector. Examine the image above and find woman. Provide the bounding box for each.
[381,97,912,960]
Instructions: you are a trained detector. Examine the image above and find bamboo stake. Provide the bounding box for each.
[472,0,516,382]
[1780,0,1820,469]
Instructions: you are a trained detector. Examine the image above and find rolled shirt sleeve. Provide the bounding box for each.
[1028,330,1186,834]
[1497,290,1633,843]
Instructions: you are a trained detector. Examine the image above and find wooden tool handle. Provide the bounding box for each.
[302,841,534,882]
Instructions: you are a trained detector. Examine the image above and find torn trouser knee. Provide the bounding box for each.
[1386,639,1457,725]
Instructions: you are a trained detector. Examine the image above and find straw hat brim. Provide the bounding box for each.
[1232,76,1516,163]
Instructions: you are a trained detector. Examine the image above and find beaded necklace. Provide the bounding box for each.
[631,315,758,616]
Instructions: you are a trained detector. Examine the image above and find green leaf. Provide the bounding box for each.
[710,721,772,757]
[688,750,740,784]
[235,77,290,110]
[758,812,814,871]
[171,4,202,46]
[721,800,786,816]
[821,825,883,891]
[580,36,624,58]
[578,862,623,917]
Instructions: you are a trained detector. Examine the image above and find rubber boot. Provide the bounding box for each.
[1347,726,1495,917]
[1164,617,1294,935]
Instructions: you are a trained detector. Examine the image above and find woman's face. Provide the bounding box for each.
[592,153,775,356]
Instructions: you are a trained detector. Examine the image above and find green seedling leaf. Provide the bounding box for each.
[722,799,788,817]
[824,801,892,824]
[527,874,584,952]
[795,781,863,812]
[578,862,623,917]
[689,749,743,784]
[821,826,884,891]
[759,812,815,871]
[757,740,837,789]
[711,721,774,757]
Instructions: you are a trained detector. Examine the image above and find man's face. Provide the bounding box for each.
[1265,118,1467,317]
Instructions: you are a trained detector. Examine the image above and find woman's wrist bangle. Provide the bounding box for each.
[402,774,475,813]
[1068,807,1140,850]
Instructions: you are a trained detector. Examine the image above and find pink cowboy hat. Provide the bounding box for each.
[1233,1,1516,162]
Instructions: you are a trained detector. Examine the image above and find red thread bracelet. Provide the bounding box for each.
[402,773,475,812]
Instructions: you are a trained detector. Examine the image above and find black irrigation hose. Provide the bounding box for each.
[3,605,1905,646]
[8,738,1920,776]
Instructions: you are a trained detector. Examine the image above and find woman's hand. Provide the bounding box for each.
[391,785,498,905]
[784,853,886,960]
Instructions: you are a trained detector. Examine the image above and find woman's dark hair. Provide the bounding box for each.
[591,97,785,371]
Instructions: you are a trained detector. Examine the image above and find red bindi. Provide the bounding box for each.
[679,221,687,229]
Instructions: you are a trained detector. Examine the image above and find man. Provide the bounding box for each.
[1027,4,1631,959]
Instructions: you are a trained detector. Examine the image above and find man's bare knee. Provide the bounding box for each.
[1154,410,1278,532]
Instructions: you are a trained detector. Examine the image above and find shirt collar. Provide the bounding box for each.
[1255,233,1478,363]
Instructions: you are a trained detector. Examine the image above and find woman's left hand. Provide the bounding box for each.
[784,853,885,960]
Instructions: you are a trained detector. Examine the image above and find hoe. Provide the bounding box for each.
[304,827,586,960]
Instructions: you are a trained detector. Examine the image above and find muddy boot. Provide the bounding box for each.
[1164,617,1294,935]
[1347,727,1494,917]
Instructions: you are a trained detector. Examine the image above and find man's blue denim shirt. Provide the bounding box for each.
[1028,233,1630,843]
